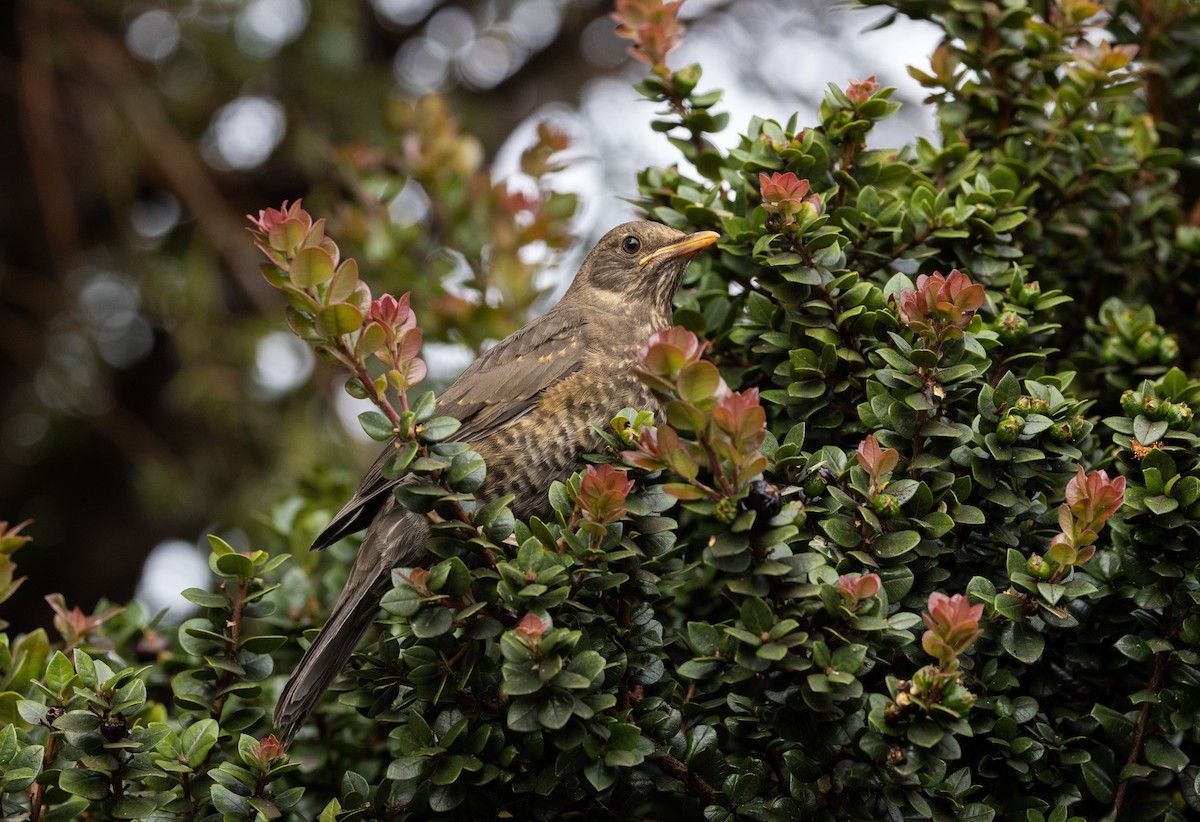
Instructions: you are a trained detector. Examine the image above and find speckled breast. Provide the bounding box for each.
[472,350,658,521]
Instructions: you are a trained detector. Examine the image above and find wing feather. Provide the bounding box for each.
[311,309,587,549]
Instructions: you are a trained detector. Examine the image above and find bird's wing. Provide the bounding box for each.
[310,310,587,549]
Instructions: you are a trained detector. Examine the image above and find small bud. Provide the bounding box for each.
[1032,398,1051,415]
[1011,396,1033,417]
[1068,415,1086,440]
[1050,420,1074,442]
[887,745,905,766]
[1142,395,1162,419]
[1158,336,1180,364]
[1165,402,1194,428]
[996,311,1029,344]
[1134,329,1160,360]
[1026,553,1052,581]
[802,474,827,499]
[715,497,737,524]
[872,493,900,516]
[1120,390,1143,417]
[1016,280,1041,307]
[997,415,1024,444]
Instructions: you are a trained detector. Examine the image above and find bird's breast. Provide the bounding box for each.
[473,348,657,520]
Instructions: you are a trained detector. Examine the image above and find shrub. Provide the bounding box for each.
[2,1,1199,820]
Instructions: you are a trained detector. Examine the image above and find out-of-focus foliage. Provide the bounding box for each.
[2,0,1200,819]
[0,0,597,626]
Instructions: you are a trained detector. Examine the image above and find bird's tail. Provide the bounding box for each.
[273,570,386,745]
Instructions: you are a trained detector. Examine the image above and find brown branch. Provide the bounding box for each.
[1111,650,1169,819]
[16,0,80,276]
[27,728,59,822]
[657,752,716,805]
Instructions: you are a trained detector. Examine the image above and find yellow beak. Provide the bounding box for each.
[637,230,720,267]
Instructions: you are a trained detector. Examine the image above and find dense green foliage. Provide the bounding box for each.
[2,0,1200,819]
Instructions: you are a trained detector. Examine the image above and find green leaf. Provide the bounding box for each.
[677,361,722,405]
[112,797,158,819]
[1001,621,1045,664]
[179,718,219,765]
[687,622,721,655]
[289,246,336,287]
[872,529,920,558]
[1144,736,1188,772]
[906,718,944,748]
[358,410,394,441]
[315,302,363,337]
[59,768,110,800]
[1133,415,1168,445]
[411,607,454,638]
[1114,635,1152,662]
[739,598,774,634]
[820,517,862,548]
[447,451,486,493]
[420,416,462,442]
[45,651,75,696]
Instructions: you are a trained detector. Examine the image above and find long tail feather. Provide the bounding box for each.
[273,574,385,745]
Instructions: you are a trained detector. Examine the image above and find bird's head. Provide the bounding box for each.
[565,220,719,316]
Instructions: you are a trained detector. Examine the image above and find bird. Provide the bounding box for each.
[274,220,719,743]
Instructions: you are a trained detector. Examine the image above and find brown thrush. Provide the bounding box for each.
[274,220,719,743]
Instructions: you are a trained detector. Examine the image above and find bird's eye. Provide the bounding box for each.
[621,235,641,255]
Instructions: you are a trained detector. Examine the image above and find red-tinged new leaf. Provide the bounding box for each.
[845,75,881,103]
[268,217,310,256]
[515,613,548,642]
[396,327,423,363]
[856,435,899,484]
[357,322,386,359]
[578,465,635,524]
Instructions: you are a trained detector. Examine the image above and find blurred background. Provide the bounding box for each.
[0,0,939,630]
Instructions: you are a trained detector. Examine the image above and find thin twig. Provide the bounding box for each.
[1111,650,1169,819]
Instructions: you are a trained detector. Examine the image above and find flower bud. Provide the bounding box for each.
[1011,396,1033,417]
[1142,395,1162,419]
[1165,401,1194,428]
[1068,415,1086,440]
[1159,336,1180,364]
[1050,420,1074,442]
[715,497,737,524]
[996,311,1029,344]
[1016,280,1041,307]
[1135,329,1160,360]
[1121,390,1143,417]
[802,472,828,499]
[997,415,1024,444]
[1026,553,1052,581]
[872,493,900,516]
